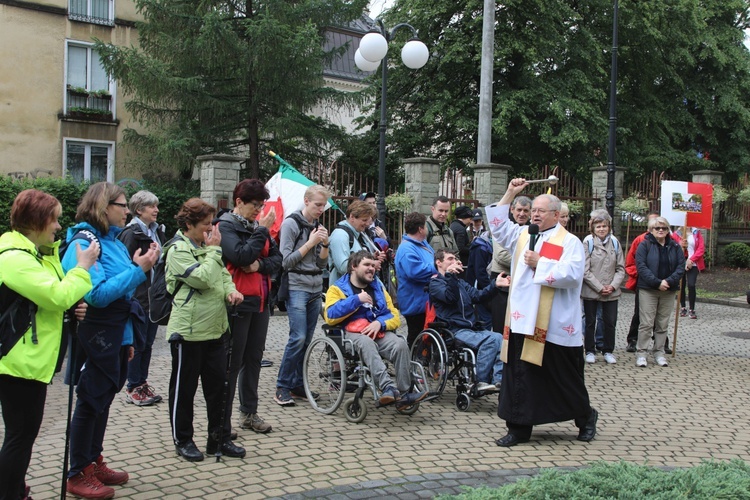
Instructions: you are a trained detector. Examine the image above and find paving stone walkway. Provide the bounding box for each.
[5,294,749,499]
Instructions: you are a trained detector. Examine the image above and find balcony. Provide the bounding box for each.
[64,87,114,122]
[68,0,113,26]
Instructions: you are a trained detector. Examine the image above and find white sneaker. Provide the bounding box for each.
[603,353,617,365]
[585,352,596,364]
[474,382,497,392]
[636,356,647,367]
[656,357,669,367]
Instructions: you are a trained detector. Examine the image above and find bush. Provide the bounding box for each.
[724,242,750,268]
[440,460,750,499]
[0,176,199,240]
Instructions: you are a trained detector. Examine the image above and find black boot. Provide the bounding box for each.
[206,438,246,458]
[175,440,204,462]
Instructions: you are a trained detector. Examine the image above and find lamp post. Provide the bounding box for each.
[605,0,619,220]
[355,19,429,224]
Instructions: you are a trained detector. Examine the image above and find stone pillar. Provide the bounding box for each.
[472,163,511,207]
[403,157,441,215]
[197,154,244,209]
[691,169,723,267]
[591,165,627,235]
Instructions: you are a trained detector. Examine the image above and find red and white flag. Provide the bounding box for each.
[660,181,713,229]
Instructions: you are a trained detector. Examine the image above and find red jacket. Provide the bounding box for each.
[684,229,706,271]
[625,230,682,290]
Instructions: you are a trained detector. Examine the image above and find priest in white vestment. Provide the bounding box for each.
[485,178,598,447]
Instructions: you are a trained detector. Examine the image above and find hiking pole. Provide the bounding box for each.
[215,305,238,462]
[61,309,77,500]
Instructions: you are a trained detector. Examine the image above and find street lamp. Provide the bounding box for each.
[606,0,619,220]
[355,20,429,224]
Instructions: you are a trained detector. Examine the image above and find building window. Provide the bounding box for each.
[69,0,113,26]
[66,42,113,118]
[64,140,114,183]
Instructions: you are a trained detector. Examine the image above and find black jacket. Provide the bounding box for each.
[449,219,471,263]
[216,210,283,311]
[117,220,167,312]
[635,233,685,291]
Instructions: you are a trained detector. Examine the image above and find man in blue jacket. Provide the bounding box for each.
[394,212,436,346]
[429,249,506,392]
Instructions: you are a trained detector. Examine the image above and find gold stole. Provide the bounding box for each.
[501,226,569,366]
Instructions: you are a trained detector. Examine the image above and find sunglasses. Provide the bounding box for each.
[653,227,669,231]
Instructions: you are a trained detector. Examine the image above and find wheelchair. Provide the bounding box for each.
[410,321,497,412]
[302,325,429,423]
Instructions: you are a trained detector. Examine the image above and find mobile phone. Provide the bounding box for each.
[314,220,320,230]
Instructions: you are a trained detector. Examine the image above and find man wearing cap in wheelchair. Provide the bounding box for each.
[430,249,507,393]
[324,250,428,409]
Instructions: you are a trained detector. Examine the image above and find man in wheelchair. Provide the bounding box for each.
[324,250,428,409]
[430,249,507,393]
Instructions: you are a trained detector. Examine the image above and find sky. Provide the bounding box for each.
[368,0,394,18]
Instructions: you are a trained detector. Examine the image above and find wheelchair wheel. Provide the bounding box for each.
[343,397,368,423]
[303,336,346,415]
[410,329,448,397]
[456,393,471,412]
[396,402,420,416]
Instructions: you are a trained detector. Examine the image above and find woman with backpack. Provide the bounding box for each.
[167,198,245,462]
[117,190,167,406]
[60,182,160,499]
[581,209,625,365]
[0,189,98,500]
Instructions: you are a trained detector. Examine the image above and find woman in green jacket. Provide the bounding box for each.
[0,189,98,500]
[166,198,244,462]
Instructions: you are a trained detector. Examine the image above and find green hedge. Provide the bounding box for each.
[724,242,750,268]
[0,176,200,239]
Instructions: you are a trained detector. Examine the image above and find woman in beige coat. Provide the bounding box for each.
[582,209,625,364]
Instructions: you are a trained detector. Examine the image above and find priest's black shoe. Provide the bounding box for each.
[577,408,598,442]
[495,433,529,447]
[206,439,246,458]
[175,441,204,462]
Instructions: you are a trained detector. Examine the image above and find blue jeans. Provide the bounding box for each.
[454,329,503,385]
[127,320,158,390]
[276,289,321,390]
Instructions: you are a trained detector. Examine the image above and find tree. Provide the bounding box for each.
[373,0,750,180]
[95,0,368,178]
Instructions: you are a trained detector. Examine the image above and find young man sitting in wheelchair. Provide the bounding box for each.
[429,249,508,393]
[324,250,428,409]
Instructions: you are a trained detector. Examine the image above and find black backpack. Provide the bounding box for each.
[148,236,185,325]
[0,248,39,360]
[59,229,102,260]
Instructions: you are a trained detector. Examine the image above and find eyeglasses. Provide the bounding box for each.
[109,202,128,209]
[653,227,669,231]
[250,201,265,210]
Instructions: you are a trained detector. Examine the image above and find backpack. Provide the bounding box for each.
[584,234,620,255]
[0,248,39,360]
[276,213,309,303]
[147,236,185,325]
[59,229,102,260]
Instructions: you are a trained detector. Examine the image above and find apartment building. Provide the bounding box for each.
[0,1,370,182]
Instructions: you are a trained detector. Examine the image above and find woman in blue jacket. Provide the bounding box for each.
[61,182,159,500]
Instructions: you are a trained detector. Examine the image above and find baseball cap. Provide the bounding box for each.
[359,192,377,201]
[472,208,483,221]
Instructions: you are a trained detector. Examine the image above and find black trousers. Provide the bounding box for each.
[405,313,426,347]
[224,307,269,434]
[680,266,699,310]
[583,300,618,354]
[169,337,227,446]
[0,375,47,500]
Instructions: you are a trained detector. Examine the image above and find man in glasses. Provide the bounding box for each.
[486,179,597,447]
